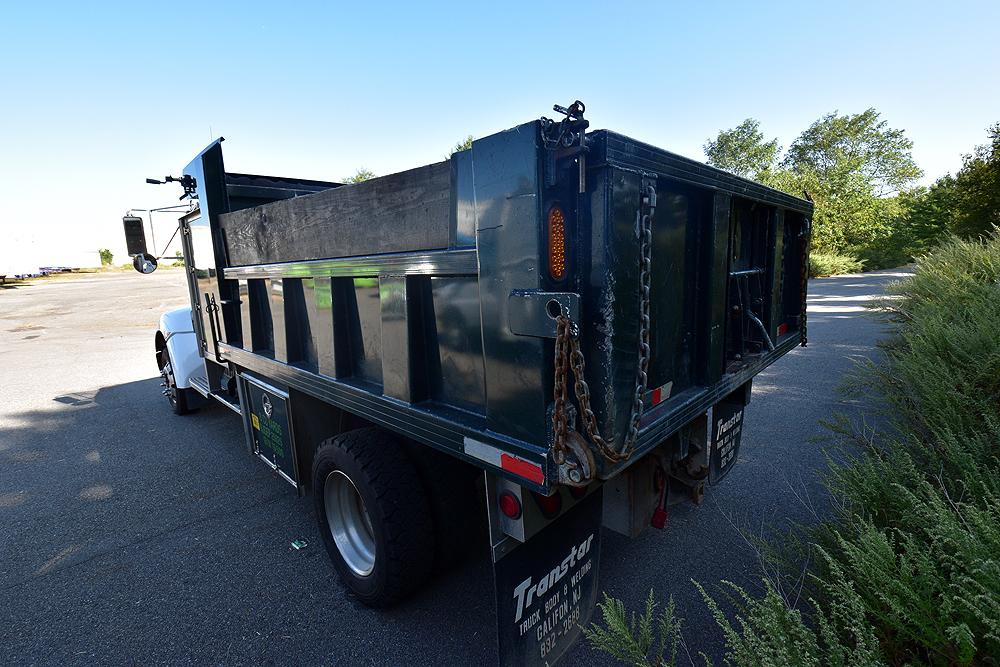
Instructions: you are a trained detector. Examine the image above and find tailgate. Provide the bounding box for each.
[574,133,811,474]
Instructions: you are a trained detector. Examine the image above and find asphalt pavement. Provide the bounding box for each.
[0,267,910,665]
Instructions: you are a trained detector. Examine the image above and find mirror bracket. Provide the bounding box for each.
[133,253,158,274]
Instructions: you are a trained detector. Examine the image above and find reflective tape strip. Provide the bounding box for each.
[463,437,502,466]
[501,454,545,484]
[649,380,673,406]
[464,437,545,484]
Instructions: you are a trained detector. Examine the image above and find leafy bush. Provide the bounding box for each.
[809,252,864,277]
[589,231,1000,666]
[98,248,113,265]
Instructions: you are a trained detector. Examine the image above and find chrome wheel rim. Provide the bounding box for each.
[324,470,376,576]
[162,361,178,408]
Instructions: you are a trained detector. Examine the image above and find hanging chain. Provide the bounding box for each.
[552,316,572,465]
[551,181,656,466]
[799,219,811,347]
[630,184,656,445]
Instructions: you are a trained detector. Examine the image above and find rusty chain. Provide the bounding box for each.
[552,316,572,465]
[551,182,656,467]
[799,218,811,346]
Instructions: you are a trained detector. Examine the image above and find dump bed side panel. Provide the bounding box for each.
[184,124,560,493]
[219,161,453,266]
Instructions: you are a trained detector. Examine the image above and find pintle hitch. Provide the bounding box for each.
[556,429,596,487]
[540,99,590,191]
[146,174,198,200]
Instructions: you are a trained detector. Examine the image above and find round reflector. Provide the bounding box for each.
[498,491,522,520]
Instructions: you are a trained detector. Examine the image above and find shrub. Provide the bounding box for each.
[584,590,684,666]
[809,252,864,277]
[696,579,884,667]
[98,248,113,265]
[816,232,1000,664]
[589,231,1000,666]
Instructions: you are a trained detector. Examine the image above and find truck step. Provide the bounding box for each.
[211,391,241,414]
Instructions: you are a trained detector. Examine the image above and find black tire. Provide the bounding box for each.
[312,428,435,607]
[160,349,193,416]
[406,445,485,572]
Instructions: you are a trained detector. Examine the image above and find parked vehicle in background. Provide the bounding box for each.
[125,101,811,666]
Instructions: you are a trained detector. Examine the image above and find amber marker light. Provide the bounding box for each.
[548,205,567,280]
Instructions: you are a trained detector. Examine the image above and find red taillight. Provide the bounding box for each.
[547,205,567,280]
[533,491,563,519]
[498,491,522,520]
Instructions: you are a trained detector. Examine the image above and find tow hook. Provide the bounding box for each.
[556,430,596,487]
[668,464,708,507]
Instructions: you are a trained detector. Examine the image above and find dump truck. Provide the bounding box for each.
[124,101,812,666]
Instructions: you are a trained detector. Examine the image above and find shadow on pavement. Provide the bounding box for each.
[0,376,497,665]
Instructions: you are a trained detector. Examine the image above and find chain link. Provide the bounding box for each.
[551,182,656,466]
[552,317,572,465]
[799,220,810,346]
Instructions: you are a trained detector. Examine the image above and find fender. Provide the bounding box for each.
[156,307,203,390]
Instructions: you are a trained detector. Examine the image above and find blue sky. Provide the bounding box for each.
[1,0,998,265]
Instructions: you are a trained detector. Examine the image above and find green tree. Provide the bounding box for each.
[948,122,1000,238]
[779,109,920,266]
[704,119,780,180]
[897,180,954,255]
[782,108,921,198]
[450,135,474,157]
[902,123,1000,253]
[343,168,376,183]
[98,248,113,266]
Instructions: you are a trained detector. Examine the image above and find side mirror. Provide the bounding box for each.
[133,253,158,274]
[123,216,148,256]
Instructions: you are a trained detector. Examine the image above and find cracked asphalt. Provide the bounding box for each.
[0,267,908,665]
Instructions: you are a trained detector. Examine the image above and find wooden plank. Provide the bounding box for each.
[220,161,452,266]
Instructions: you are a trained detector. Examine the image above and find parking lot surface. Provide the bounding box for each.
[0,268,906,664]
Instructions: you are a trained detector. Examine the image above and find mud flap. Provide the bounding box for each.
[493,487,603,666]
[709,381,751,484]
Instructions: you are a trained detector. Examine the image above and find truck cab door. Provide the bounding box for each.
[179,210,223,362]
[177,211,209,359]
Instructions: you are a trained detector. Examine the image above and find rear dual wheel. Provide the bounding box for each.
[312,428,435,607]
